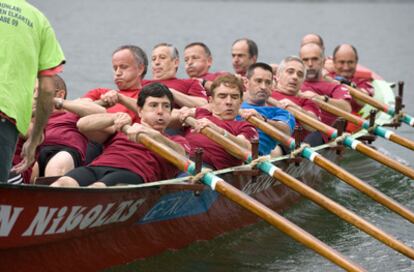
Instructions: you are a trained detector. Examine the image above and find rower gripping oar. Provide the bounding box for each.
[244,115,414,224]
[182,118,414,260]
[122,125,365,272]
[312,97,414,151]
[244,115,296,150]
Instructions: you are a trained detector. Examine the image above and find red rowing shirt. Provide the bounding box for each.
[328,72,374,113]
[271,90,321,140]
[302,81,351,126]
[184,108,258,170]
[143,78,207,108]
[41,111,88,161]
[90,132,190,182]
[82,87,141,123]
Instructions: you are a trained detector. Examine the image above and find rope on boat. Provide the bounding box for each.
[392,111,405,124]
[189,168,213,184]
[330,132,352,147]
[289,143,310,158]
[248,155,271,168]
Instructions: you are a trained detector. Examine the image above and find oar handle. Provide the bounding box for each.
[184,116,252,162]
[122,125,192,173]
[268,97,337,139]
[245,115,296,150]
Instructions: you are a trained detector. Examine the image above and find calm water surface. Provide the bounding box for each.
[30,0,414,271]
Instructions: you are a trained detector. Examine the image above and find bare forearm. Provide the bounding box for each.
[267,120,291,135]
[77,113,116,132]
[118,94,139,114]
[328,98,352,113]
[170,89,207,107]
[31,76,55,143]
[57,99,106,117]
[143,129,186,156]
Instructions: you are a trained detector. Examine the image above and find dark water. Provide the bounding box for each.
[30,0,414,271]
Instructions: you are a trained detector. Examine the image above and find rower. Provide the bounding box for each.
[184,42,227,95]
[270,56,323,146]
[330,44,375,113]
[238,62,295,157]
[173,74,258,170]
[81,45,147,123]
[144,43,208,108]
[231,38,258,77]
[35,75,106,178]
[299,42,352,126]
[50,83,190,188]
[78,45,149,163]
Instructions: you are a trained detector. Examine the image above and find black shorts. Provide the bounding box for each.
[65,166,144,186]
[38,145,83,177]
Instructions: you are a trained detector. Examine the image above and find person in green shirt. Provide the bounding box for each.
[0,0,65,182]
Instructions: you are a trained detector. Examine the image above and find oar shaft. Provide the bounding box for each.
[343,137,414,180]
[313,97,364,127]
[314,98,414,151]
[246,116,295,150]
[388,133,414,151]
[184,116,251,161]
[214,180,365,272]
[347,86,393,115]
[134,129,365,271]
[267,97,337,139]
[306,149,414,224]
[259,161,414,260]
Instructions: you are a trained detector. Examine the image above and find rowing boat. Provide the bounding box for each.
[0,78,399,271]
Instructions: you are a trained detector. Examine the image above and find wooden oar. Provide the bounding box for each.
[122,125,364,272]
[244,115,296,150]
[183,117,414,259]
[280,101,338,140]
[244,115,414,224]
[346,85,414,127]
[267,97,414,180]
[312,97,414,151]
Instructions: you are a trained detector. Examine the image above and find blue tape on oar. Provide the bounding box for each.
[343,136,360,150]
[301,147,318,162]
[362,121,394,139]
[288,139,296,150]
[402,114,414,127]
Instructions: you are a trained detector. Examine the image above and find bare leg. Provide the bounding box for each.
[88,181,107,188]
[45,151,75,177]
[50,176,80,187]
[270,145,283,158]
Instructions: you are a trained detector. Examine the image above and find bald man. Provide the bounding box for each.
[330,44,374,113]
[299,43,352,127]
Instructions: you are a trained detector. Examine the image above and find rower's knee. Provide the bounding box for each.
[88,182,107,188]
[50,176,79,187]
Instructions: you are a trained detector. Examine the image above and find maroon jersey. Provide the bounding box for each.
[42,111,88,161]
[143,78,207,108]
[83,88,141,123]
[302,81,351,125]
[328,72,374,113]
[271,90,321,140]
[90,132,190,182]
[12,137,34,183]
[184,108,258,170]
[200,72,228,81]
